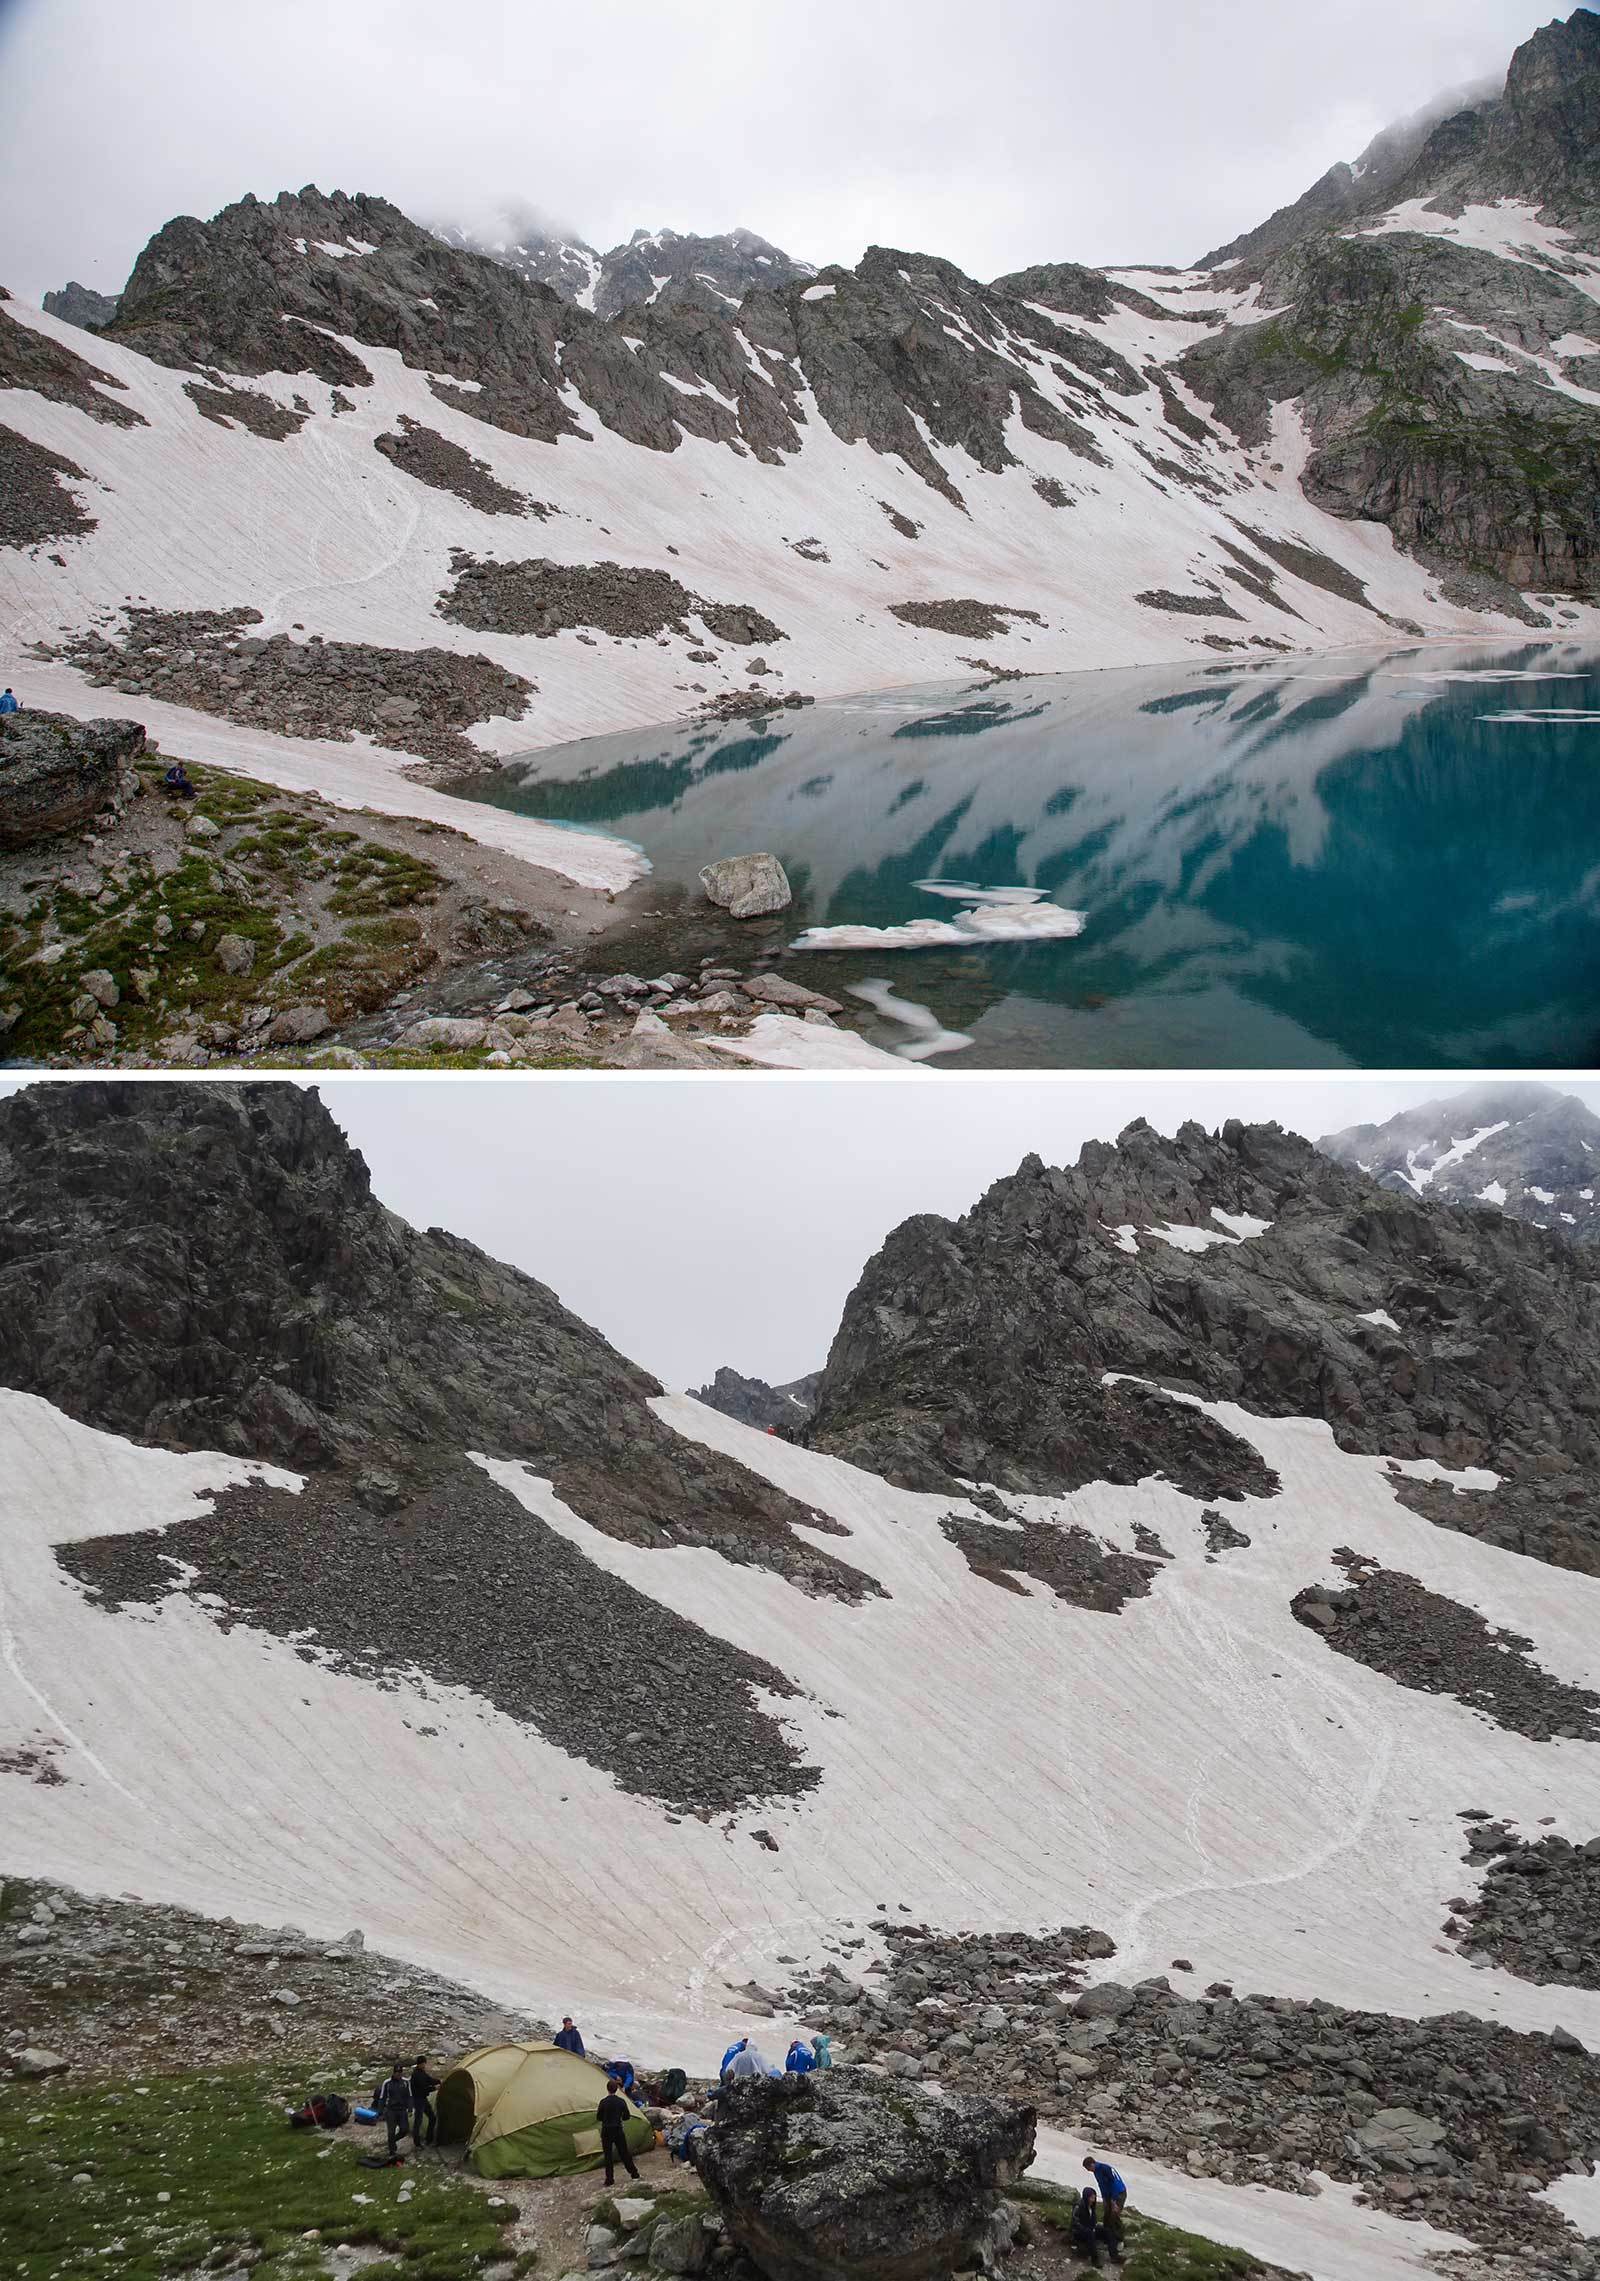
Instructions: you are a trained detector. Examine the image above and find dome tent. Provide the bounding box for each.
[437,2041,654,2178]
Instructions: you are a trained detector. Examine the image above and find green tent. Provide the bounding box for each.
[437,2042,655,2179]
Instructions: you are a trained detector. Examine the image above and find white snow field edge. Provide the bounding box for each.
[5,1380,1600,2274]
[3,264,1593,857]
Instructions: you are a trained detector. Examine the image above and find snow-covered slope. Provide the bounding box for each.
[3,171,1592,863]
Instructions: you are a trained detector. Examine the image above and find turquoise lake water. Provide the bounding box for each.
[462,642,1600,1068]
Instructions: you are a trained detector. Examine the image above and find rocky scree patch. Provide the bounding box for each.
[1291,1551,1600,1742]
[43,606,536,781]
[1444,1826,1600,1991]
[780,1925,1600,2271]
[0,425,98,550]
[0,299,144,427]
[375,414,550,516]
[437,554,786,647]
[0,1874,542,2079]
[59,1456,823,1815]
[940,1508,1165,1612]
[887,600,1046,640]
[183,379,308,439]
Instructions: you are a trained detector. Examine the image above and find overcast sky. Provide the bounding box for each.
[0,0,1570,305]
[3,1071,1576,1391]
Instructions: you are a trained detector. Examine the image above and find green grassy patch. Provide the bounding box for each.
[1014,2179,1265,2278]
[0,2063,515,2281]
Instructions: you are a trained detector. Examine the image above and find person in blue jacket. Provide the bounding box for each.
[1083,2156,1126,2212]
[719,2037,749,2077]
[553,2016,585,2055]
[785,2039,816,2073]
[0,689,18,716]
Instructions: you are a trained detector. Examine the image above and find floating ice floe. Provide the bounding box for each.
[847,979,973,1062]
[1481,710,1600,723]
[792,881,1086,953]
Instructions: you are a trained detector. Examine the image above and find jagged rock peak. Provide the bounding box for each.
[41,281,121,332]
[433,212,815,320]
[0,1081,860,1595]
[1201,6,1600,266]
[806,1114,1600,1578]
[689,1365,822,1432]
[1320,1082,1600,1240]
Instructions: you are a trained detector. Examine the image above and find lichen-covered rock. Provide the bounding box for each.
[696,2068,1034,2281]
[0,710,144,851]
[699,853,791,919]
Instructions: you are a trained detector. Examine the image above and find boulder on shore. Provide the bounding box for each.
[699,853,792,920]
[696,2066,1034,2281]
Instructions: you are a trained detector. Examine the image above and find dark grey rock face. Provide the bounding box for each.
[0,1083,867,1604]
[689,1367,821,1432]
[696,2067,1035,2281]
[1320,1083,1600,1245]
[0,299,143,427]
[805,1118,1600,1577]
[41,281,122,332]
[1291,1552,1600,1740]
[0,710,143,851]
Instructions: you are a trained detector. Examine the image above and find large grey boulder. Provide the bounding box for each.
[699,853,791,920]
[0,710,144,852]
[696,2066,1034,2281]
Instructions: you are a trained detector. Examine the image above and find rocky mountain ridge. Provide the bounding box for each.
[689,1366,822,1432]
[805,1114,1600,1577]
[433,216,815,320]
[1320,1081,1600,1242]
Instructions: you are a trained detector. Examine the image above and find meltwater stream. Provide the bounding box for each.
[460,641,1600,1068]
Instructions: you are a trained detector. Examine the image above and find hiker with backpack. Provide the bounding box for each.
[376,2061,412,2157]
[597,2076,639,2186]
[410,2055,439,2146]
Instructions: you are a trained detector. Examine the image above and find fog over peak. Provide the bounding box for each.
[0,0,1571,306]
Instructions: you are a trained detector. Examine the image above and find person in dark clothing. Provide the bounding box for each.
[163,761,196,798]
[410,2056,438,2146]
[554,2016,585,2055]
[597,2077,638,2186]
[1069,2186,1105,2267]
[376,2062,412,2158]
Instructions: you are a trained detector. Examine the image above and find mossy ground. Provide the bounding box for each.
[0,2062,516,2281]
[2,754,450,1062]
[1014,2178,1267,2278]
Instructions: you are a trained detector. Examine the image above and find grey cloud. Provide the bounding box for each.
[0,0,1566,304]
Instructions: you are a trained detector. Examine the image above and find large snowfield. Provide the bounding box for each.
[5,1375,1600,2276]
[4,212,1593,881]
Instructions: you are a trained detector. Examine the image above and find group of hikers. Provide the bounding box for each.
[1071,2157,1128,2266]
[718,2034,834,2078]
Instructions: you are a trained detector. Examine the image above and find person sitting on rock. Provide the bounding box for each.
[162,760,196,798]
[597,2077,639,2186]
[0,688,19,716]
[375,2061,412,2158]
[810,2034,833,2070]
[1069,2185,1104,2264]
[785,2038,816,2074]
[723,2042,772,2081]
[554,2015,585,2055]
[719,2037,749,2077]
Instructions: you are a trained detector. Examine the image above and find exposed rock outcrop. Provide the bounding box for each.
[690,1367,821,1433]
[806,1118,1600,1576]
[1321,1082,1600,1244]
[696,2068,1036,2281]
[41,281,121,333]
[0,710,143,851]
